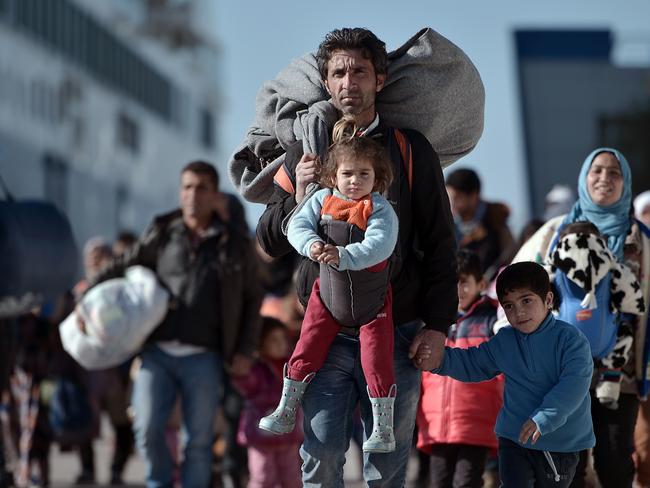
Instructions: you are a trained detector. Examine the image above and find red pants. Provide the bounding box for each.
[287,278,395,398]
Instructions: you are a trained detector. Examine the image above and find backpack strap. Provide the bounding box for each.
[272,128,413,194]
[273,163,296,194]
[392,128,413,191]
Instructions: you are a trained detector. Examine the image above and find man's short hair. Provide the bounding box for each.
[115,230,137,247]
[181,160,219,190]
[496,262,551,303]
[445,168,481,195]
[457,249,483,281]
[316,28,387,80]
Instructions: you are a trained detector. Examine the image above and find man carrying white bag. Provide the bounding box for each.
[60,265,169,370]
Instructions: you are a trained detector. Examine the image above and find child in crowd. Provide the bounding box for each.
[547,221,645,409]
[417,249,503,487]
[417,262,595,487]
[231,317,302,488]
[259,115,399,453]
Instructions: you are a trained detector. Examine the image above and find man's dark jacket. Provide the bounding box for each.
[256,122,458,333]
[93,209,263,359]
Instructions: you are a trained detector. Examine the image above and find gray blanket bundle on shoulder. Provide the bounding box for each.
[229,27,485,204]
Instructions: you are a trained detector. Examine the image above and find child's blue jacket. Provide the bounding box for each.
[435,313,595,453]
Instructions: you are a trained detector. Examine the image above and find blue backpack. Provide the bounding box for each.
[550,230,619,359]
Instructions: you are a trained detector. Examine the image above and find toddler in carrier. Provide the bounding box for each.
[259,115,399,453]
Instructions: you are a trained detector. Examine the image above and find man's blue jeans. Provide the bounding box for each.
[132,345,222,488]
[300,320,423,487]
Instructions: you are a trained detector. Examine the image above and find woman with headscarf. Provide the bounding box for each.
[510,148,650,488]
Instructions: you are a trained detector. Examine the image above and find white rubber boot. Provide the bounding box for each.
[258,365,314,435]
[363,384,397,453]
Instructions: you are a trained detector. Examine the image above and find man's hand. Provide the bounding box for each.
[519,419,541,445]
[309,241,324,260]
[317,244,339,267]
[75,306,87,334]
[230,354,252,377]
[295,153,320,203]
[408,329,446,370]
[76,315,87,334]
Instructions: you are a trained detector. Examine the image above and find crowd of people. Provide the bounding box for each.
[1,25,650,488]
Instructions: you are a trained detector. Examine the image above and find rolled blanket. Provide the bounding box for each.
[229,27,485,203]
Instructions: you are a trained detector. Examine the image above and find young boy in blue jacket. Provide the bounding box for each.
[417,261,595,487]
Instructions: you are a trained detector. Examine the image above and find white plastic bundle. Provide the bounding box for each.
[60,266,169,369]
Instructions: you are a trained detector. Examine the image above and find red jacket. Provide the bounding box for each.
[417,296,503,451]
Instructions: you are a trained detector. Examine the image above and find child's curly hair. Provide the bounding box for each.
[319,116,393,195]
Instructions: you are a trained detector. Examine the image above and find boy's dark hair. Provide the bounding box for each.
[559,221,601,239]
[445,168,481,195]
[457,249,483,281]
[181,160,219,190]
[319,116,393,194]
[316,28,387,80]
[496,262,551,303]
[259,316,287,346]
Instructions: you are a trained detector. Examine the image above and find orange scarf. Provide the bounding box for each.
[321,194,374,231]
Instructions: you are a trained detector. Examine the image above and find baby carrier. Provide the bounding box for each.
[318,218,391,328]
[548,226,644,359]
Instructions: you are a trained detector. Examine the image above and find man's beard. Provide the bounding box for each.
[335,93,374,117]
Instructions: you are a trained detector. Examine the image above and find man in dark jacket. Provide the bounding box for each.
[92,161,262,488]
[445,168,515,280]
[256,28,458,486]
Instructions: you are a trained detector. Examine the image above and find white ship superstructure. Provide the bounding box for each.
[0,0,221,245]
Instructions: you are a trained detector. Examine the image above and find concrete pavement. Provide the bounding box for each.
[47,416,421,487]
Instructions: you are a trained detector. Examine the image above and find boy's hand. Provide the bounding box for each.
[317,244,339,267]
[519,419,541,445]
[414,343,432,364]
[409,329,446,370]
[309,241,324,260]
